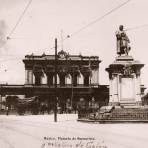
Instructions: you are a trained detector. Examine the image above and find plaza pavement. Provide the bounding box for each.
[0,114,148,148]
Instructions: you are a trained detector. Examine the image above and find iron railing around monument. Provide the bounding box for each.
[78,107,148,121]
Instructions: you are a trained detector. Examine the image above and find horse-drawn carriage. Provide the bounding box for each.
[16,96,39,115]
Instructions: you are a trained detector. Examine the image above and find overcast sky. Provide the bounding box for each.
[0,0,148,90]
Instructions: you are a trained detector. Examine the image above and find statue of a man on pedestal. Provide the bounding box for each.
[116,25,131,56]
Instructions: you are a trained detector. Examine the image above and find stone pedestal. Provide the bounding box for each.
[106,56,144,106]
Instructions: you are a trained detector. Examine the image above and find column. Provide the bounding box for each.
[47,74,54,86]
[117,75,120,103]
[25,69,29,84]
[28,70,33,84]
[59,74,66,86]
[135,74,141,103]
[25,69,33,84]
[109,78,113,104]
[80,66,91,86]
[44,65,55,86]
[34,74,42,85]
[33,64,43,85]
[91,69,99,84]
[112,74,118,104]
[71,74,78,86]
[84,75,89,86]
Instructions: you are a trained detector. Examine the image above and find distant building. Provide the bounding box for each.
[0,50,109,112]
[23,50,100,86]
[22,50,109,112]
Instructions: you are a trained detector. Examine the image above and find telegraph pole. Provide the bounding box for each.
[54,38,57,122]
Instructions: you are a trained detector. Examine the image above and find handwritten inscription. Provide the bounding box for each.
[41,136,107,148]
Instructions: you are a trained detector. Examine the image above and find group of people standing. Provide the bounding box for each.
[77,97,99,118]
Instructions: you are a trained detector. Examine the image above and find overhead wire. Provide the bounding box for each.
[39,0,132,52]
[64,0,131,39]
[0,0,33,67]
[0,0,33,49]
[8,0,33,37]
[1,0,131,60]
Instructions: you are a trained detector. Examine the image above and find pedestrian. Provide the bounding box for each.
[6,106,9,116]
[77,98,86,118]
[66,99,72,113]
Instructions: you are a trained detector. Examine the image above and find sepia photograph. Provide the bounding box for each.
[0,0,148,147]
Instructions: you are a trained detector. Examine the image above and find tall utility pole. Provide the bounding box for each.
[71,67,74,107]
[54,38,57,122]
[61,30,63,50]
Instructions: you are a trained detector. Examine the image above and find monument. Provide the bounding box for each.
[78,25,148,122]
[106,25,144,106]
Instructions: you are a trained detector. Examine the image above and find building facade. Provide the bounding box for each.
[23,50,100,86]
[22,50,109,112]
